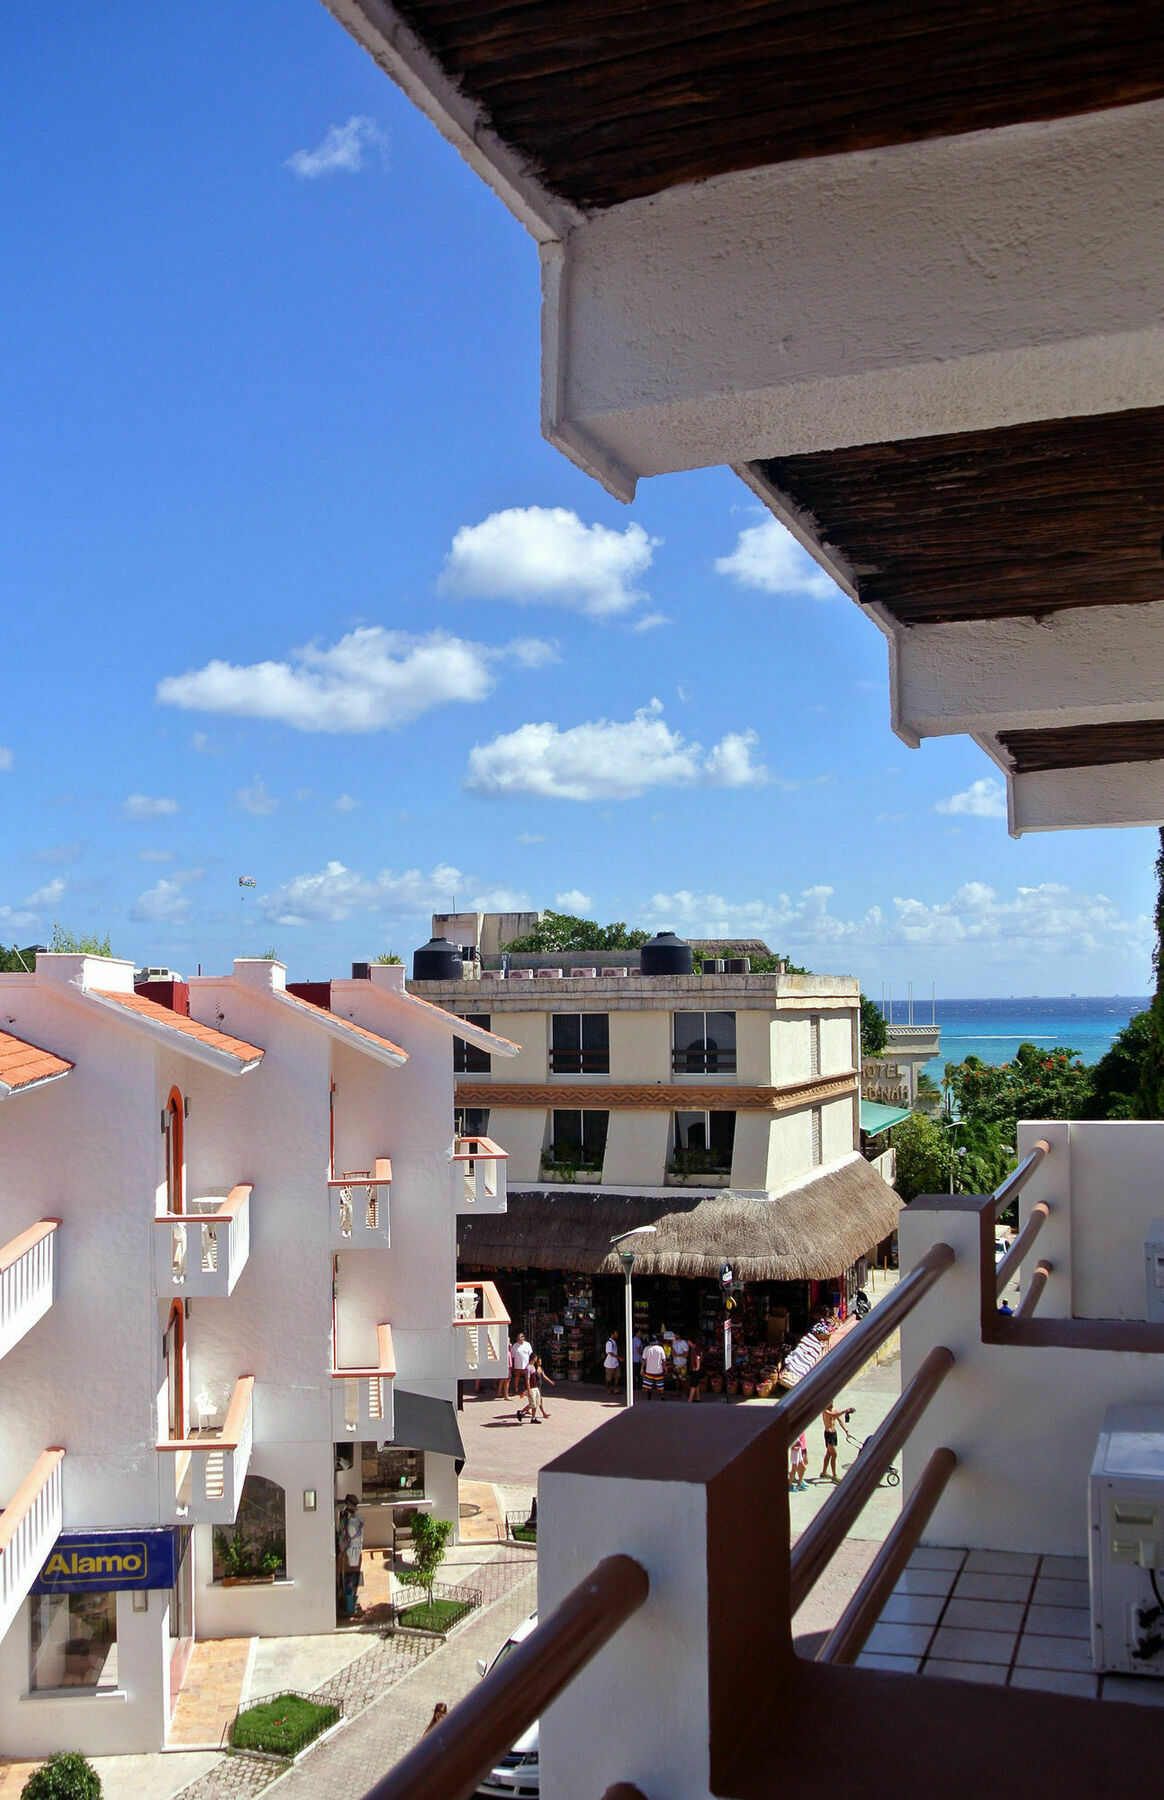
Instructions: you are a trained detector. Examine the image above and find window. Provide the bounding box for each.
[455,1107,490,1139]
[811,1105,823,1166]
[30,1590,118,1691]
[549,1109,609,1170]
[673,1012,736,1074]
[361,1444,425,1503]
[672,1110,735,1174]
[810,1014,821,1078]
[550,1013,610,1074]
[453,1015,492,1075]
[212,1475,287,1582]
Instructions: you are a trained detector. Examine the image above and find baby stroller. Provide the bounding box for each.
[856,1434,900,1486]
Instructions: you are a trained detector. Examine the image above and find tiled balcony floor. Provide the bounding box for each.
[858,1547,1164,1704]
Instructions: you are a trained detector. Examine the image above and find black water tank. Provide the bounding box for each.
[640,930,693,976]
[412,937,464,981]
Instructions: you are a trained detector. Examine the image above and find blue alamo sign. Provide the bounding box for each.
[32,1530,178,1594]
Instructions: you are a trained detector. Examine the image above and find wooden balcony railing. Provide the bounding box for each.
[453,1279,509,1377]
[157,1375,254,1524]
[362,1554,649,1800]
[155,1186,252,1297]
[329,1159,392,1248]
[451,1136,508,1213]
[332,1323,395,1436]
[0,1448,64,1645]
[0,1220,58,1361]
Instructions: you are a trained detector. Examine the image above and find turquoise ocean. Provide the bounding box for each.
[902,997,1152,1084]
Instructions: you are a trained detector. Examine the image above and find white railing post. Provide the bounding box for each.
[0,1224,58,1362]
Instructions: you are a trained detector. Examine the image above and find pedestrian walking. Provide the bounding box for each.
[631,1331,643,1387]
[819,1402,855,1482]
[671,1331,690,1395]
[641,1336,667,1400]
[604,1328,621,1394]
[517,1351,555,1422]
[789,1433,809,1491]
[686,1335,704,1402]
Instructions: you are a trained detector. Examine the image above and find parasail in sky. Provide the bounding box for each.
[238,876,257,889]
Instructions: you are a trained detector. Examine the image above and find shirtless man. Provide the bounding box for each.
[819,1401,855,1482]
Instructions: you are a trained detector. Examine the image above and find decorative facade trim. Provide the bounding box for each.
[455,1073,859,1113]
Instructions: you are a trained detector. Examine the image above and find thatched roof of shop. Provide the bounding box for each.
[457,1154,900,1283]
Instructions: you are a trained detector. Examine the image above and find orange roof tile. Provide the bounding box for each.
[0,1030,73,1097]
[92,990,264,1067]
[281,991,407,1062]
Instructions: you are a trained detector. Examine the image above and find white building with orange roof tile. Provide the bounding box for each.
[0,950,515,1756]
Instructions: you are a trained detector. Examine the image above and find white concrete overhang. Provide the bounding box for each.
[395,990,521,1059]
[71,988,265,1076]
[268,988,409,1069]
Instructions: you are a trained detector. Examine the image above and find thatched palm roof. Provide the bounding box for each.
[457,1154,899,1282]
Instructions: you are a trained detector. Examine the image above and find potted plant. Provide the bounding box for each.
[216,1528,284,1585]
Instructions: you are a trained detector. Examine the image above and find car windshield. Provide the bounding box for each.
[490,1638,520,1673]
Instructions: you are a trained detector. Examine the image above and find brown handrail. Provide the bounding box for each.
[331,1323,396,1379]
[817,1447,958,1664]
[361,1554,649,1800]
[454,1279,511,1327]
[777,1243,955,1442]
[156,1184,252,1224]
[790,1345,954,1612]
[995,1201,1050,1295]
[0,1219,59,1274]
[156,1375,255,1452]
[990,1138,1050,1218]
[1015,1259,1054,1319]
[452,1135,508,1161]
[328,1162,391,1188]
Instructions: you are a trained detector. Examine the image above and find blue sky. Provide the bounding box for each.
[0,3,1155,998]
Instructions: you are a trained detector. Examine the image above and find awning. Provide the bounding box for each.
[392,1389,465,1473]
[860,1100,912,1137]
[457,1154,901,1284]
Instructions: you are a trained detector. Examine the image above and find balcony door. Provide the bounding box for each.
[164,1301,185,1441]
[164,1087,185,1214]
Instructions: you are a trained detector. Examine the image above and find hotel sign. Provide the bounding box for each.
[31,1530,178,1594]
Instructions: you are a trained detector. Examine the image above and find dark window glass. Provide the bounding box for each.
[30,1591,117,1691]
[550,1109,608,1167]
[455,1107,490,1139]
[672,1110,735,1173]
[453,1015,491,1074]
[551,1013,609,1073]
[672,1011,736,1073]
[212,1475,287,1581]
[361,1444,425,1502]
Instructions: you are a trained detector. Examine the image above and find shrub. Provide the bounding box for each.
[397,1511,453,1606]
[230,1695,338,1756]
[22,1754,102,1800]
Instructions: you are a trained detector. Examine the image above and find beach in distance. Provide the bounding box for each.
[896,996,1153,1082]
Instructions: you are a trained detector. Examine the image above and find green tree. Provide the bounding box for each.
[1133,827,1164,1117]
[502,912,648,953]
[375,952,403,965]
[0,944,40,973]
[890,1112,950,1202]
[860,994,888,1057]
[50,924,112,956]
[1091,1010,1156,1119]
[944,1043,1092,1146]
[397,1511,453,1606]
[22,1754,102,1800]
[914,1070,942,1113]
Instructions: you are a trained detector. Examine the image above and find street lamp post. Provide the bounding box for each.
[610,1227,658,1409]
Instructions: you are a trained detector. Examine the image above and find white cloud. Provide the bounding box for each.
[631,612,671,633]
[935,777,1008,820]
[555,890,593,914]
[157,627,551,734]
[516,831,546,844]
[644,880,1151,969]
[236,777,278,817]
[138,849,176,864]
[439,507,657,619]
[286,116,386,179]
[465,700,770,801]
[334,793,359,813]
[0,747,13,771]
[123,794,179,820]
[715,515,837,600]
[0,877,65,934]
[260,860,528,929]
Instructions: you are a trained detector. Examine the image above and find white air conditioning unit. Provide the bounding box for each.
[570,967,597,978]
[536,967,564,978]
[509,968,534,981]
[1089,1404,1164,1676]
[600,967,628,978]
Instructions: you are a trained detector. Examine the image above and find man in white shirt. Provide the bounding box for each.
[641,1337,667,1401]
[671,1332,690,1394]
[603,1329,621,1394]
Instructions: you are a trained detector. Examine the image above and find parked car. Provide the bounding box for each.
[475,1611,539,1798]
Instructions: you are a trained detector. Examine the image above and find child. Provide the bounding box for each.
[789,1433,809,1491]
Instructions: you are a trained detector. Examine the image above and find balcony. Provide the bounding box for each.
[453,1280,509,1380]
[452,1137,508,1214]
[0,1220,58,1360]
[0,1449,64,1646]
[154,1186,251,1297]
[373,1123,1164,1800]
[157,1376,254,1525]
[332,1324,395,1438]
[328,1160,391,1248]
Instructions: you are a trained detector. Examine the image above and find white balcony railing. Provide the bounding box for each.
[154,1186,252,1297]
[331,1323,395,1437]
[328,1159,391,1248]
[452,1136,508,1214]
[157,1376,254,1525]
[0,1448,64,1646]
[454,1280,509,1379]
[0,1221,58,1361]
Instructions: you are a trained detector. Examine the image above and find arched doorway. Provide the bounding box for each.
[164,1087,184,1214]
[163,1300,185,1441]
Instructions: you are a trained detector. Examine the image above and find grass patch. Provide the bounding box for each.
[230,1694,339,1756]
[511,1524,537,1543]
[396,1596,473,1632]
